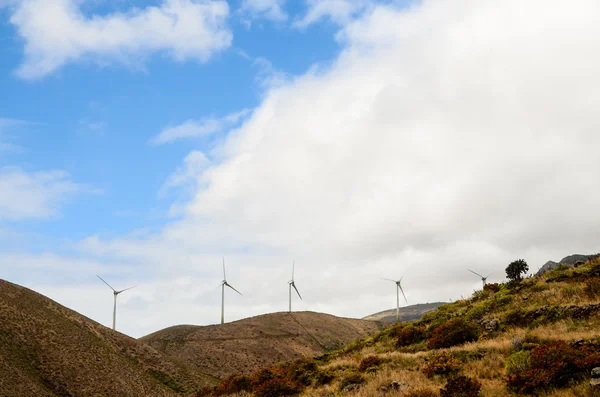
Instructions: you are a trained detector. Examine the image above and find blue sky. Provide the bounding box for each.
[1,0,599,337]
[0,0,344,242]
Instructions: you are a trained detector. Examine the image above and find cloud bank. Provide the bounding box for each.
[13,0,600,337]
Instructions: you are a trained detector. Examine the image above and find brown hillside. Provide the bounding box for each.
[140,311,379,385]
[0,279,204,397]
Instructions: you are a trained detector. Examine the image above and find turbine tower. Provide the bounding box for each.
[96,275,136,331]
[382,276,408,323]
[221,257,242,324]
[468,269,493,287]
[288,261,302,312]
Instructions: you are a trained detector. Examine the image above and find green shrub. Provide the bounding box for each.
[584,279,600,299]
[338,372,365,391]
[287,359,319,386]
[440,376,481,397]
[505,350,531,374]
[313,369,335,386]
[358,355,381,372]
[422,351,461,378]
[427,318,479,349]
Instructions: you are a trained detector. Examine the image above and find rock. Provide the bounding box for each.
[592,367,600,378]
[379,381,409,393]
[342,384,361,392]
[481,319,499,332]
[590,378,600,388]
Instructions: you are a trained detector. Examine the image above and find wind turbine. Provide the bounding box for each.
[382,274,408,323]
[468,269,493,287]
[221,257,242,324]
[288,261,302,312]
[96,275,136,331]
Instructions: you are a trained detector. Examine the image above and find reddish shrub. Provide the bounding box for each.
[483,283,501,293]
[422,352,461,378]
[506,341,600,394]
[427,319,479,349]
[213,374,252,395]
[440,376,481,397]
[358,355,381,372]
[253,377,303,397]
[250,366,288,389]
[396,326,426,347]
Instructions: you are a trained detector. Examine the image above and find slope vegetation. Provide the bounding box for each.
[0,279,204,396]
[363,302,445,323]
[141,311,380,385]
[201,256,600,397]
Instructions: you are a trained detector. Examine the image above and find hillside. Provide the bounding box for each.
[363,302,445,323]
[201,256,600,397]
[141,311,380,385]
[0,279,205,396]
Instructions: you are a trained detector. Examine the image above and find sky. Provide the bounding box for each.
[1,0,599,338]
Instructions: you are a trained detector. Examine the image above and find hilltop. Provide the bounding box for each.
[141,311,380,386]
[0,279,207,396]
[201,256,600,397]
[363,302,445,323]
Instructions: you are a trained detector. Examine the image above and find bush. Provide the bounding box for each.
[358,355,381,372]
[313,369,335,386]
[505,340,600,394]
[505,350,531,375]
[338,372,365,391]
[287,359,319,386]
[254,378,303,397]
[483,283,501,293]
[427,319,479,349]
[396,325,426,347]
[506,259,528,282]
[422,352,461,378]
[213,374,252,395]
[584,279,600,299]
[440,376,481,397]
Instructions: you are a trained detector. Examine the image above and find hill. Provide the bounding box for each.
[202,256,600,397]
[140,311,380,386]
[0,279,205,396]
[363,302,445,323]
[536,253,600,276]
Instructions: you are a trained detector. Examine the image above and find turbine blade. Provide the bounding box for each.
[468,269,484,278]
[118,285,137,294]
[401,264,413,278]
[292,283,302,300]
[398,284,408,303]
[225,283,243,296]
[97,275,116,292]
[381,278,397,282]
[485,271,493,278]
[222,257,226,280]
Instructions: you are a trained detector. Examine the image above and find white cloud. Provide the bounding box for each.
[8,0,600,337]
[2,0,232,79]
[294,0,371,28]
[150,109,251,145]
[0,167,91,221]
[240,0,287,22]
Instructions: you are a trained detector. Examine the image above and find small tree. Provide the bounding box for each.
[506,259,528,282]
